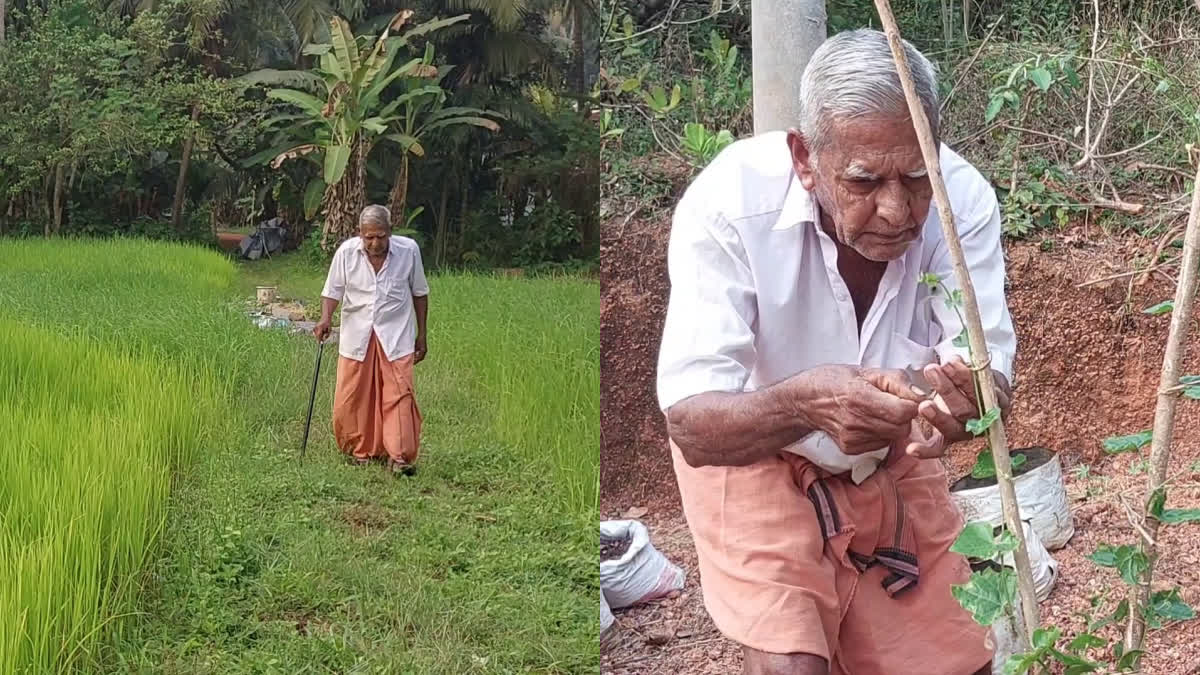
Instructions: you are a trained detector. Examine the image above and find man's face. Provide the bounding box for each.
[788,115,933,262]
[359,221,390,257]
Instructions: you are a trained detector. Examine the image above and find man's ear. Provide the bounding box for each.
[786,129,817,191]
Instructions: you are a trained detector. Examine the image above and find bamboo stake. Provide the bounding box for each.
[1123,158,1200,653]
[872,0,1040,645]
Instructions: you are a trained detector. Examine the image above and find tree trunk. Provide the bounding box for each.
[52,163,65,236]
[171,103,201,238]
[751,0,826,134]
[387,152,410,224]
[570,1,587,101]
[434,180,450,267]
[1,0,6,44]
[320,136,367,251]
[940,0,953,46]
[962,0,970,37]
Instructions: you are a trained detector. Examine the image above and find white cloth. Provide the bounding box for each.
[321,235,429,362]
[656,131,1016,483]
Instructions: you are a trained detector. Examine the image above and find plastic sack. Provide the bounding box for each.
[951,451,1075,550]
[601,589,615,634]
[997,520,1059,603]
[600,519,685,609]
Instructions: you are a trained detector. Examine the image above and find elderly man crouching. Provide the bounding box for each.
[657,29,1016,675]
[315,205,429,476]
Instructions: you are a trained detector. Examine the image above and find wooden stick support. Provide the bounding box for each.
[871,0,1041,645]
[1123,156,1200,651]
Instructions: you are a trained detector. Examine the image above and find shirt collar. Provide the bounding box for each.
[771,172,818,231]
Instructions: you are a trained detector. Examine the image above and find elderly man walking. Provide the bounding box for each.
[315,205,429,476]
[658,29,1015,675]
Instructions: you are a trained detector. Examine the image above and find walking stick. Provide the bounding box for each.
[301,337,325,460]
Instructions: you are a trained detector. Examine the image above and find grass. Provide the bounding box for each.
[0,237,598,674]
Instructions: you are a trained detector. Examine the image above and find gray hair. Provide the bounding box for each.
[799,28,941,157]
[359,204,391,229]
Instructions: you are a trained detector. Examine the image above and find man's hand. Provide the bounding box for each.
[414,335,427,364]
[888,419,947,463]
[918,356,1012,444]
[313,320,332,343]
[800,365,925,455]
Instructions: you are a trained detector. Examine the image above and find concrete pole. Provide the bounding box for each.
[751,0,828,135]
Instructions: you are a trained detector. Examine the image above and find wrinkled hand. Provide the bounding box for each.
[801,365,925,455]
[887,419,947,464]
[918,356,1012,444]
[414,336,427,364]
[313,320,332,344]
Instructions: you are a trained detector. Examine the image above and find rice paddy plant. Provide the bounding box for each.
[0,321,223,674]
[428,273,600,517]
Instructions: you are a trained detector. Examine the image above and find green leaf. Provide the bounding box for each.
[945,288,964,309]
[1087,545,1118,567]
[1116,649,1144,671]
[1089,545,1149,585]
[966,407,1001,436]
[1067,633,1107,651]
[1154,79,1170,94]
[1148,486,1167,520]
[1149,589,1196,621]
[919,272,942,289]
[1160,508,1200,524]
[995,528,1020,555]
[421,116,501,134]
[384,134,425,156]
[1029,68,1053,91]
[1002,650,1042,675]
[951,567,1016,626]
[620,77,640,92]
[1033,627,1061,649]
[953,329,969,348]
[1143,300,1174,315]
[951,522,998,560]
[985,96,1005,122]
[394,14,471,44]
[1181,375,1200,400]
[266,88,326,117]
[329,17,360,79]
[971,450,997,479]
[303,178,325,220]
[1101,430,1152,454]
[323,143,351,185]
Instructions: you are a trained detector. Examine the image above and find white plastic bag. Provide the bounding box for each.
[951,451,1075,550]
[600,520,685,609]
[601,589,615,634]
[988,600,1028,675]
[997,520,1059,603]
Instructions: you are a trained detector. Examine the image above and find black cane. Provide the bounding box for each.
[300,338,325,460]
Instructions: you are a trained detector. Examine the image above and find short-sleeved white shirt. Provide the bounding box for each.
[321,235,430,362]
[656,131,1016,483]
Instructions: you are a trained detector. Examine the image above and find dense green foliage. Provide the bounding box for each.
[0,0,599,269]
[602,0,1199,241]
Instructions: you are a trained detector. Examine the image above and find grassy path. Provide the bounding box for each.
[0,240,597,674]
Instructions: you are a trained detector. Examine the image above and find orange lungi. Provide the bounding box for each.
[671,440,993,674]
[332,331,422,464]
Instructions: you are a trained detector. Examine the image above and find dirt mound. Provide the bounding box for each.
[600,211,1200,515]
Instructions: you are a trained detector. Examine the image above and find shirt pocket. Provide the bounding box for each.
[381,275,411,308]
[890,332,937,391]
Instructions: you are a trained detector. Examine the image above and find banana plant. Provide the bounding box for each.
[377,41,502,224]
[238,9,472,249]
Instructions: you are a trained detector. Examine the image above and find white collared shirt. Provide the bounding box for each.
[321,235,430,362]
[656,131,1016,483]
